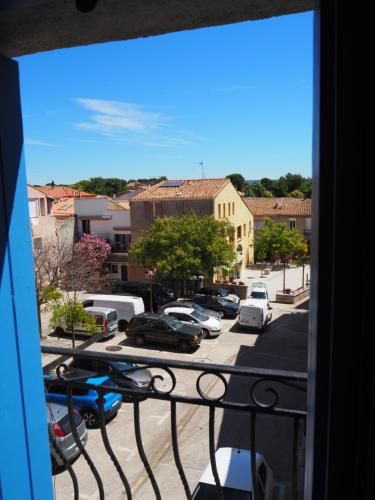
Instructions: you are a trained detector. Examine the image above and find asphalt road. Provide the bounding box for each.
[44,297,309,500]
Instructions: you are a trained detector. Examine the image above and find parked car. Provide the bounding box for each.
[47,401,88,472]
[158,300,223,319]
[250,281,269,301]
[82,294,144,331]
[126,313,206,352]
[69,357,152,401]
[197,287,240,304]
[193,294,239,318]
[238,299,272,330]
[192,447,274,499]
[44,372,122,428]
[163,306,222,337]
[112,281,176,312]
[54,306,119,339]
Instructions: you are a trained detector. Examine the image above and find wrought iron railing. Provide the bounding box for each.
[42,346,307,500]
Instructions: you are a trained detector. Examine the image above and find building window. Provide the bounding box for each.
[237,225,242,239]
[223,203,226,217]
[218,204,221,218]
[28,199,38,218]
[289,218,296,229]
[243,223,246,235]
[249,220,252,234]
[110,264,118,274]
[232,202,235,215]
[228,202,231,216]
[114,234,131,252]
[305,217,312,230]
[82,219,91,233]
[145,201,162,218]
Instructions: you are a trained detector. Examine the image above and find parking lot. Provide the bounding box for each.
[43,273,309,500]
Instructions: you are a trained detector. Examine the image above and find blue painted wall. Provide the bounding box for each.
[0,55,53,500]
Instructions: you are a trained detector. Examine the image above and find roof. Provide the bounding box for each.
[131,178,230,202]
[244,197,311,217]
[34,185,95,199]
[52,197,75,217]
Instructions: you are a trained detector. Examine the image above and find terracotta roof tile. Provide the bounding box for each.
[244,197,311,217]
[131,178,230,201]
[52,197,75,217]
[34,185,95,199]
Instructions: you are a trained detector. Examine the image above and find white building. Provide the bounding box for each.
[74,197,131,281]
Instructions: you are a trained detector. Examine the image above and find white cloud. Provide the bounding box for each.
[25,138,56,147]
[74,98,195,148]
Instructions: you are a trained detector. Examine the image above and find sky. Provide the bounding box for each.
[17,12,313,185]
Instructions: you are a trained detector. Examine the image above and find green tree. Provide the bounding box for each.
[131,214,236,286]
[71,177,128,196]
[226,173,246,191]
[290,189,305,198]
[255,218,307,291]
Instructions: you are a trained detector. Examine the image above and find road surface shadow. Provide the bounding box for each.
[217,307,308,498]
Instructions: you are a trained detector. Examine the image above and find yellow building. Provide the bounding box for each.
[130,178,254,282]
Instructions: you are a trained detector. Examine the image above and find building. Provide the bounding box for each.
[244,197,312,250]
[129,178,254,281]
[27,184,56,248]
[74,196,131,281]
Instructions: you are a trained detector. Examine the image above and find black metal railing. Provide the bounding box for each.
[42,346,307,500]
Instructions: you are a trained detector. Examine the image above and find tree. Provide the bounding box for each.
[290,189,305,198]
[131,214,236,289]
[71,177,128,196]
[33,239,71,337]
[47,234,111,347]
[255,218,308,291]
[226,173,246,191]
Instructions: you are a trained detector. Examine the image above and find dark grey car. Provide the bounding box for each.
[47,401,88,471]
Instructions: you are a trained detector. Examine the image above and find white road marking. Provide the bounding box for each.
[117,447,136,461]
[149,411,170,425]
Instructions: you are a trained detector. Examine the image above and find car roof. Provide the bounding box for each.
[199,448,264,492]
[242,298,267,307]
[84,306,117,314]
[84,294,142,302]
[165,306,195,314]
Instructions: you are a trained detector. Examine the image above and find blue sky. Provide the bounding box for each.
[17,12,313,185]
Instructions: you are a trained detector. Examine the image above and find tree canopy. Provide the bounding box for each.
[226,173,246,191]
[70,176,167,196]
[255,218,308,263]
[240,173,312,198]
[131,213,236,281]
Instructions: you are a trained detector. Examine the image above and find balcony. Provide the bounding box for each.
[75,232,130,253]
[42,346,307,499]
[303,228,312,236]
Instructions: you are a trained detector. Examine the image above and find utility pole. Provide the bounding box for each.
[199,161,204,179]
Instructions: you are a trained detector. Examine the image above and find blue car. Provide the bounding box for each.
[45,374,122,428]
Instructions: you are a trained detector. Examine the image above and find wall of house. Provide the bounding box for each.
[129,198,214,281]
[254,214,311,239]
[56,216,74,257]
[214,183,254,276]
[74,198,130,240]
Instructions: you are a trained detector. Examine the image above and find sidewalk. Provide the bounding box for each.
[240,265,311,301]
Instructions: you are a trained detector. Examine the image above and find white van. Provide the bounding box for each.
[82,294,144,331]
[250,281,269,301]
[238,299,272,331]
[54,306,118,339]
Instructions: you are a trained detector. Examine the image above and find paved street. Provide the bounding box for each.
[42,267,309,500]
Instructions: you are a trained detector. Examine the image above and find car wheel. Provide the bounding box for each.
[54,326,64,335]
[81,408,99,428]
[201,328,210,338]
[134,334,145,346]
[178,340,191,353]
[118,319,128,332]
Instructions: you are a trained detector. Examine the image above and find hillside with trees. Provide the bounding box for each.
[70,176,167,196]
[226,172,312,198]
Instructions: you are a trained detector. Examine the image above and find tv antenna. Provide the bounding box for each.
[199,161,205,179]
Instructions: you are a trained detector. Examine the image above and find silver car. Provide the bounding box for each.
[163,306,222,337]
[47,401,88,471]
[158,300,223,319]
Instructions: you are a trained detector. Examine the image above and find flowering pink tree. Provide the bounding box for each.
[74,233,112,274]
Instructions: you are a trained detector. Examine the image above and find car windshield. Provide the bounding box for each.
[251,291,266,299]
[191,303,204,313]
[192,483,251,499]
[218,288,229,296]
[170,319,184,330]
[217,298,228,306]
[191,310,209,322]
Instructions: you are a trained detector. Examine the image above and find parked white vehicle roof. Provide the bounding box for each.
[251,281,268,290]
[84,294,142,303]
[199,447,264,492]
[84,306,117,314]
